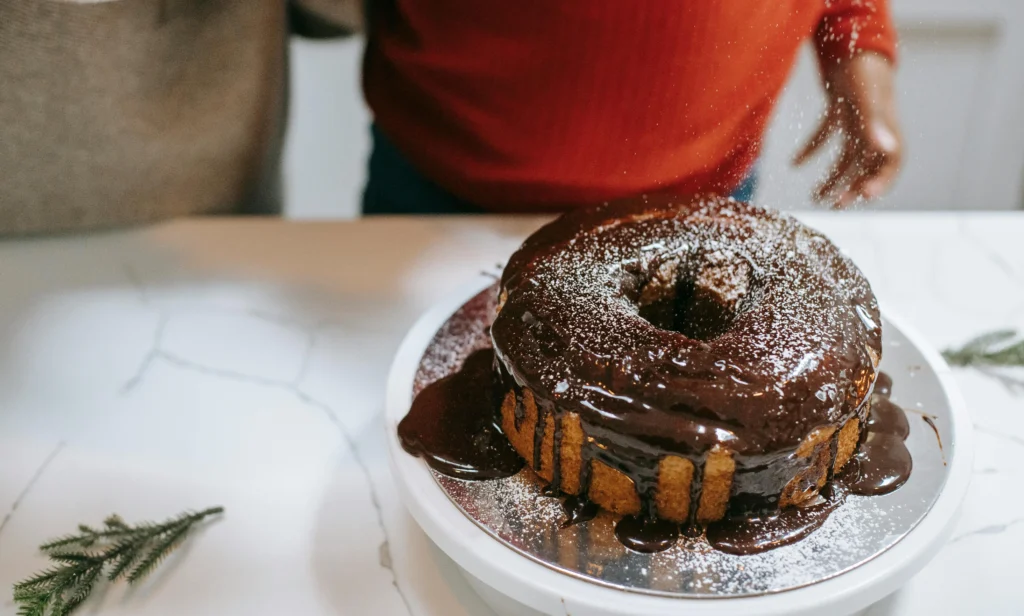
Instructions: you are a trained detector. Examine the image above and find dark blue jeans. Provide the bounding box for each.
[362,124,758,215]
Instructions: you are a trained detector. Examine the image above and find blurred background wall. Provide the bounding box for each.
[282,0,1024,219]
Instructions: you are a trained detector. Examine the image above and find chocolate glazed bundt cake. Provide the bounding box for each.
[490,196,882,525]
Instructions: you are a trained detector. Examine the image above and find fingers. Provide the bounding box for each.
[812,52,902,208]
[793,106,840,166]
[813,138,858,204]
[831,121,902,209]
[834,162,899,208]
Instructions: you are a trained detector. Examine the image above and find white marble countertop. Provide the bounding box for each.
[0,213,1022,616]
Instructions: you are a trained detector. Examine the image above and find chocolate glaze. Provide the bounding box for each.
[399,349,523,480]
[512,391,527,431]
[866,397,910,440]
[402,279,914,555]
[841,372,913,496]
[492,196,882,522]
[707,487,845,555]
[693,371,913,555]
[921,415,946,465]
[551,409,565,492]
[603,371,913,554]
[560,495,600,529]
[874,371,893,397]
[843,433,913,495]
[614,515,680,553]
[532,399,547,472]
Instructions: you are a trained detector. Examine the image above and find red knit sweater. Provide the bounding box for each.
[364,1,896,211]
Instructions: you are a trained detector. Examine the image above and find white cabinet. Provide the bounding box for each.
[759,0,1024,210]
[284,37,371,220]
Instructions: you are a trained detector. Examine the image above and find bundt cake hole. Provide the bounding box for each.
[635,257,748,342]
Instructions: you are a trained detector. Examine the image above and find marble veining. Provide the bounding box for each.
[958,219,1024,288]
[949,517,1024,544]
[0,442,65,538]
[119,266,412,614]
[975,425,1024,450]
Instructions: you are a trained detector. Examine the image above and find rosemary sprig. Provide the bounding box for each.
[943,330,1024,393]
[13,507,223,616]
[942,330,1024,368]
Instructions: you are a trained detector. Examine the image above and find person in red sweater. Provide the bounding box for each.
[362,1,901,214]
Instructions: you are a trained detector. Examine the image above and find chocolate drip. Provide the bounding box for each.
[551,413,564,492]
[867,397,910,440]
[399,349,523,480]
[920,415,946,465]
[578,440,595,500]
[581,432,664,520]
[842,433,912,495]
[637,470,660,519]
[614,515,680,553]
[707,487,845,555]
[687,457,706,527]
[874,372,893,397]
[513,390,526,431]
[532,404,548,472]
[839,372,913,496]
[826,429,840,483]
[540,483,561,497]
[560,495,600,528]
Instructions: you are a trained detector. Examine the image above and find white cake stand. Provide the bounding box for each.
[386,277,972,616]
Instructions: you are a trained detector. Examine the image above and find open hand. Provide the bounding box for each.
[794,52,902,209]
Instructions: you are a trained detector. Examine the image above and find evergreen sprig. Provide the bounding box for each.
[13,507,223,616]
[943,330,1024,393]
[942,330,1024,368]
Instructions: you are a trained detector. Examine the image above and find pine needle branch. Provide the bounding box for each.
[943,330,1024,368]
[105,538,146,582]
[13,507,223,616]
[127,519,192,583]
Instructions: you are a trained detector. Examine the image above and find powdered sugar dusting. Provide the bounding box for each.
[411,288,952,598]
[437,468,908,597]
[414,286,497,396]
[492,195,881,455]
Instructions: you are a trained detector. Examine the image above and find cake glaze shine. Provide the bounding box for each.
[490,196,882,524]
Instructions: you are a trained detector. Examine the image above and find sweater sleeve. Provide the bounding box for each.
[814,0,897,65]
